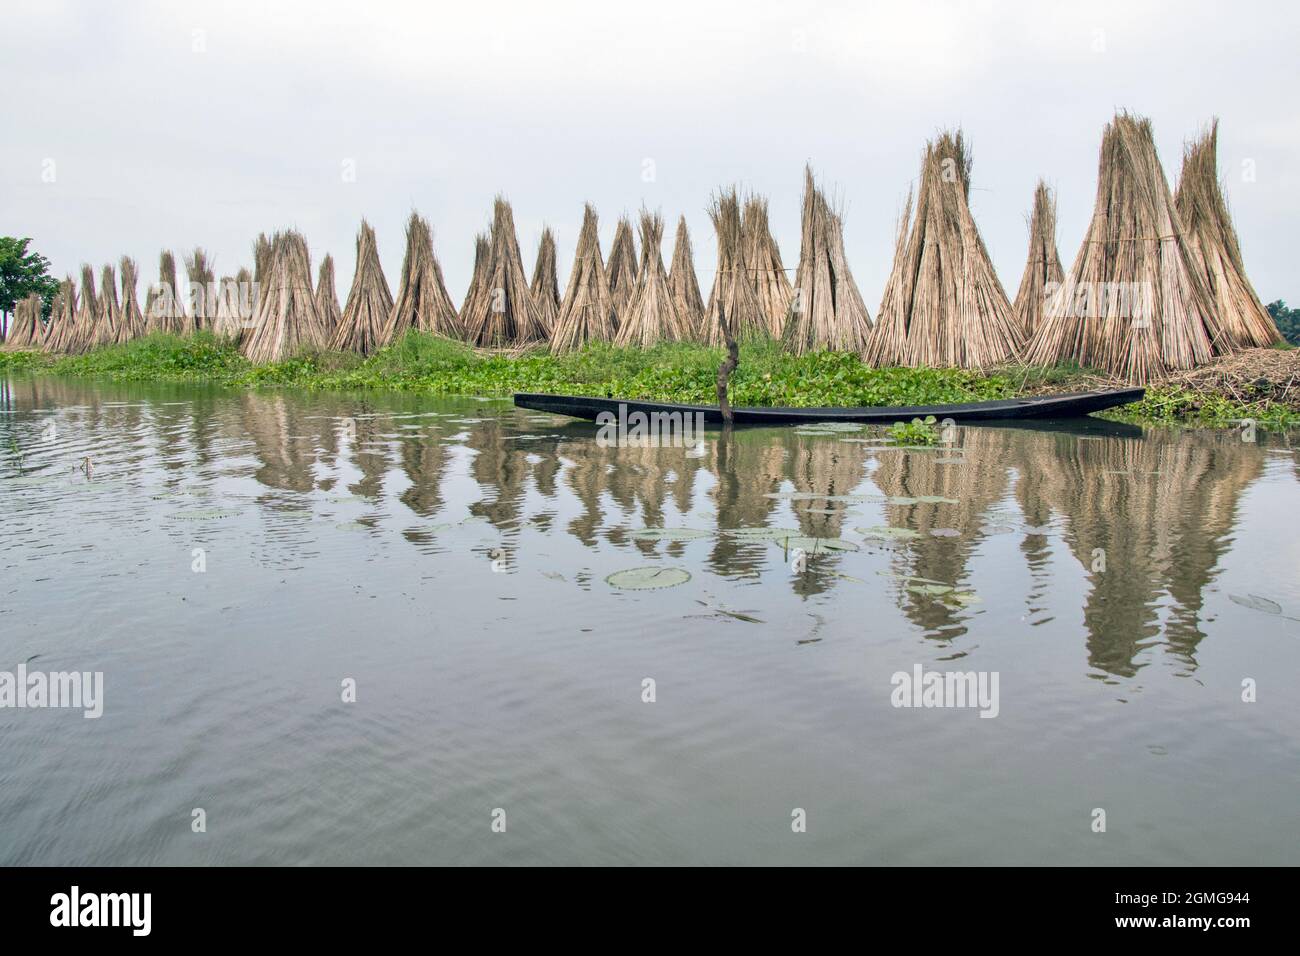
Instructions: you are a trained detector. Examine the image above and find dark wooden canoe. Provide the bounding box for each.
[513,388,1144,425]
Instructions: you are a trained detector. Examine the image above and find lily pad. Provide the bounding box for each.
[773,536,860,553]
[1229,594,1282,615]
[824,493,888,503]
[930,528,961,537]
[915,495,958,504]
[856,526,921,540]
[723,527,802,541]
[170,508,241,521]
[764,491,828,501]
[606,566,692,590]
[631,527,712,542]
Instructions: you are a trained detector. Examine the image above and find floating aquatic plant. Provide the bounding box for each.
[606,566,692,590]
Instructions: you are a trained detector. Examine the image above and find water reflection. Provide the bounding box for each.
[0,375,1286,680]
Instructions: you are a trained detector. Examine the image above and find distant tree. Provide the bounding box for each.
[1266,300,1300,346]
[0,237,59,328]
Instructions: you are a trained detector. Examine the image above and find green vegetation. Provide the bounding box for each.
[1267,300,1300,346]
[2,331,1297,430]
[888,416,940,446]
[0,236,59,322]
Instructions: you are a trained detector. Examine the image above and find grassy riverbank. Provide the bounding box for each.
[2,332,1296,429]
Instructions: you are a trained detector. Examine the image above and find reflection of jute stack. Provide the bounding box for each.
[870,428,1014,635]
[1024,428,1262,676]
[240,392,320,493]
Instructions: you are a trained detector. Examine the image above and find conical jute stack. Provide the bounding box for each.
[1011,181,1065,337]
[331,220,394,356]
[462,197,547,348]
[116,256,147,343]
[185,248,214,332]
[92,263,121,347]
[242,231,329,363]
[606,215,639,330]
[667,216,705,339]
[705,188,765,345]
[2,294,43,351]
[314,255,343,338]
[865,132,1021,369]
[69,265,99,353]
[383,212,461,343]
[144,251,187,335]
[460,233,491,330]
[550,204,615,353]
[213,268,252,341]
[741,196,793,337]
[529,227,561,335]
[615,210,692,348]
[782,166,873,355]
[1024,113,1223,382]
[44,277,77,353]
[1175,119,1281,348]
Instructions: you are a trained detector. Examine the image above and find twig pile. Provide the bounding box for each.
[331,221,394,356]
[551,204,615,353]
[616,210,691,347]
[1011,181,1065,337]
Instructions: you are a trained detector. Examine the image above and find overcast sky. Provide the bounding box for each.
[3,0,1297,312]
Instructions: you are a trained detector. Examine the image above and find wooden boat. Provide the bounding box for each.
[513,388,1145,425]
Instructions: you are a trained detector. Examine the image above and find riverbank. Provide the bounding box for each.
[2,332,1296,428]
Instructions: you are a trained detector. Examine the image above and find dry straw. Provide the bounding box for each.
[44,277,77,353]
[144,251,187,336]
[462,197,547,348]
[185,249,214,332]
[529,227,561,335]
[1023,113,1222,382]
[93,264,121,348]
[2,294,43,351]
[667,215,705,339]
[782,167,873,354]
[606,216,639,331]
[865,132,1021,369]
[460,233,492,331]
[705,188,766,344]
[742,196,794,337]
[551,204,615,353]
[242,231,328,363]
[117,256,147,343]
[1011,181,1065,337]
[315,254,343,337]
[385,212,462,343]
[331,220,394,356]
[1176,119,1280,348]
[615,210,691,348]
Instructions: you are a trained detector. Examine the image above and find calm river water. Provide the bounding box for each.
[2,376,1298,865]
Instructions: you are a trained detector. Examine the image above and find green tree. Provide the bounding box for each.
[1266,300,1300,346]
[0,236,60,325]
